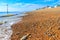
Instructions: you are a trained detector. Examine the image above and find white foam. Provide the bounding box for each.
[0,17,21,40]
[0,13,25,40]
[0,26,12,40]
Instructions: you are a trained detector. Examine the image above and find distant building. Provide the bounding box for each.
[46,6,51,8]
[42,7,46,9]
[54,5,57,8]
[57,4,60,7]
[51,6,54,8]
[36,8,41,10]
[48,7,51,8]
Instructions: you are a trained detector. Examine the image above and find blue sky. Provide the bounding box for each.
[0,0,60,12]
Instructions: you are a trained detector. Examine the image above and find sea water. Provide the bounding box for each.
[0,12,26,40]
[0,12,26,21]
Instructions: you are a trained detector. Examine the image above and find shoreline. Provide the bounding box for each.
[11,7,60,40]
[0,13,27,40]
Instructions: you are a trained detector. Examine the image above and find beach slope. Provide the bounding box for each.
[11,7,60,40]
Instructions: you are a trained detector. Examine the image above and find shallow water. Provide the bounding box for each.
[0,13,26,40]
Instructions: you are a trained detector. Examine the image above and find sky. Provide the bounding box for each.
[0,0,60,12]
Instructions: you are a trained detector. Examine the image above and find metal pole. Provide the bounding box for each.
[7,4,8,14]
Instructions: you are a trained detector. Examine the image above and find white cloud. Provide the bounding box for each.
[50,0,60,5]
[0,2,44,12]
[0,0,60,12]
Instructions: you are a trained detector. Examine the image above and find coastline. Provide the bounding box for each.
[11,7,60,40]
[0,13,27,40]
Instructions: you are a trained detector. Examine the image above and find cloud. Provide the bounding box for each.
[0,0,59,12]
[0,2,45,12]
[47,0,60,6]
[54,0,60,4]
[12,3,45,12]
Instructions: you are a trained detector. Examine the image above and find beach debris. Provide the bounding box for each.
[58,27,60,30]
[16,32,20,35]
[0,22,5,25]
[46,6,51,8]
[0,14,18,18]
[0,22,4,25]
[20,33,31,40]
[0,14,14,17]
[0,21,8,25]
[4,21,7,23]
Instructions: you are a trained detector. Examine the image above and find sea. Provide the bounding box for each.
[0,12,26,21]
[0,12,26,40]
[0,12,25,16]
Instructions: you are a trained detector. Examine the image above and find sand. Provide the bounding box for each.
[11,7,60,40]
